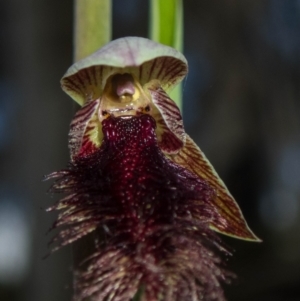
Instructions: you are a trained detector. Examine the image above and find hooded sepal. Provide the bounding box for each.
[61,37,188,107]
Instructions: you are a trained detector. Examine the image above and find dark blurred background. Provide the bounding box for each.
[1,1,300,300]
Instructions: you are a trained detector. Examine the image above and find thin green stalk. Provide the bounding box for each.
[74,0,112,62]
[72,2,112,299]
[149,0,184,109]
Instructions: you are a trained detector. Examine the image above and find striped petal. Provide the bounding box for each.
[168,135,261,241]
[147,82,185,154]
[69,98,102,159]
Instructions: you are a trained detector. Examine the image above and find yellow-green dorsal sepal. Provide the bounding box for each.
[61,37,188,106]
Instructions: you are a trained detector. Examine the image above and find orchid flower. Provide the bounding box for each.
[47,37,260,301]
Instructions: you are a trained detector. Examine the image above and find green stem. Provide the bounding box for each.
[149,0,184,109]
[72,2,111,298]
[74,0,112,62]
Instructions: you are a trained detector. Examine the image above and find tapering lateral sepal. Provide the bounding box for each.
[169,135,261,241]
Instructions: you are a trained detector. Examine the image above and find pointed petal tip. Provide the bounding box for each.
[210,225,262,242]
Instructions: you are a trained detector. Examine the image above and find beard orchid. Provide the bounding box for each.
[47,37,260,301]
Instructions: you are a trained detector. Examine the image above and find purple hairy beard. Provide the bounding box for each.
[48,114,231,301]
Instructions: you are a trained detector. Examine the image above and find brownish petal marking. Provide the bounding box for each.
[74,71,86,90]
[149,57,158,80]
[164,61,186,85]
[82,68,92,86]
[90,65,98,88]
[164,60,181,77]
[159,131,184,153]
[63,80,83,96]
[156,57,168,80]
